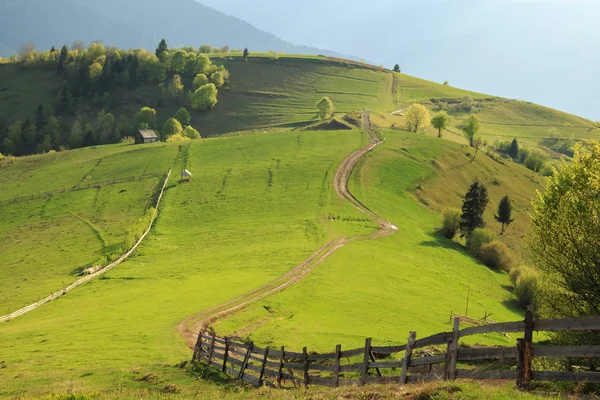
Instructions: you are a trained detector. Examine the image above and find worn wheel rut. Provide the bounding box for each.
[178,111,398,348]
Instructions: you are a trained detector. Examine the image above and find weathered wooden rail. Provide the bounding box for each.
[193,308,600,390]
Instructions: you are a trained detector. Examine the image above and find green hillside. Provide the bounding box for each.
[0,54,593,398]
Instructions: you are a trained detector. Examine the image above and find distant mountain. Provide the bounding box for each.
[198,0,600,121]
[0,0,344,58]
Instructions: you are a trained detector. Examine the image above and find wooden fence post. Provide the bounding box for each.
[207,333,216,362]
[444,317,459,381]
[302,346,309,388]
[360,338,372,386]
[192,330,203,362]
[221,337,230,373]
[400,331,417,384]
[258,346,270,387]
[517,306,534,390]
[333,344,341,387]
[277,346,285,388]
[239,342,254,380]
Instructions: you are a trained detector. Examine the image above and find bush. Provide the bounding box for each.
[466,228,496,256]
[119,136,134,144]
[0,152,4,160]
[479,240,514,272]
[524,148,549,172]
[513,267,540,308]
[441,208,461,240]
[166,134,191,143]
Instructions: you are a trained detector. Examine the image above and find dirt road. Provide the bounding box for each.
[178,111,397,348]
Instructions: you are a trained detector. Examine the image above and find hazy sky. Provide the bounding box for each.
[198,0,600,120]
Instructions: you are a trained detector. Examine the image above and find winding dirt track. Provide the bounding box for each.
[177,111,398,348]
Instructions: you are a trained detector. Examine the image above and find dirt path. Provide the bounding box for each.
[177,112,398,348]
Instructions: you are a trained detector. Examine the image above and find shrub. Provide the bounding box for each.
[182,126,201,140]
[0,152,4,160]
[119,136,134,144]
[514,267,540,308]
[166,134,191,143]
[466,228,496,256]
[524,149,549,172]
[479,240,514,272]
[441,208,461,240]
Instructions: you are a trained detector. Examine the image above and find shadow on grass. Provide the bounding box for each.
[188,360,247,390]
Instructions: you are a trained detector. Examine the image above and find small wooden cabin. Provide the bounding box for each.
[180,169,192,181]
[135,130,159,144]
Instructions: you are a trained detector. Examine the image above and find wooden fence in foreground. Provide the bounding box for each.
[193,308,600,390]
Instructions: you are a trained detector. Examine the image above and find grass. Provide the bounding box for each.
[211,131,532,351]
[0,130,376,398]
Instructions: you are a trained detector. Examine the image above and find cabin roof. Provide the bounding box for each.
[137,130,158,139]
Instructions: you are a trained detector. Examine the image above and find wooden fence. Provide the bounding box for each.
[193,308,600,390]
[0,172,164,207]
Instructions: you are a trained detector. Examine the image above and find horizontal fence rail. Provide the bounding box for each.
[0,172,164,207]
[193,308,600,390]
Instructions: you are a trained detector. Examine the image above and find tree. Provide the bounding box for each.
[162,118,183,137]
[508,138,519,159]
[471,135,483,161]
[210,71,225,88]
[173,108,191,126]
[57,45,68,75]
[155,39,168,59]
[135,107,156,129]
[168,74,184,101]
[193,73,209,90]
[35,104,46,132]
[495,195,514,235]
[462,115,480,147]
[316,97,335,120]
[460,179,489,237]
[89,62,103,81]
[529,141,600,349]
[431,112,449,138]
[393,64,400,73]
[190,83,218,111]
[404,104,431,133]
[69,120,83,149]
[170,50,187,73]
[243,48,249,61]
[182,126,201,140]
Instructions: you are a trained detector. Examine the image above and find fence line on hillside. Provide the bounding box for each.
[0,170,171,323]
[193,308,600,390]
[0,172,164,207]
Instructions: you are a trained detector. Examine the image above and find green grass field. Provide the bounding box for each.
[0,55,589,398]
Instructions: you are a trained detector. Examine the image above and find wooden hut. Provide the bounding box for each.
[135,130,159,144]
[180,169,192,182]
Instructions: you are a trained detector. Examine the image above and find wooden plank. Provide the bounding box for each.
[333,344,341,388]
[414,332,450,348]
[229,357,244,368]
[456,369,517,380]
[309,352,336,361]
[242,373,261,386]
[282,362,304,370]
[302,347,309,388]
[248,351,265,363]
[522,306,534,390]
[534,346,600,358]
[400,331,417,384]
[307,376,335,386]
[226,365,241,377]
[277,346,285,388]
[535,316,600,332]
[281,372,296,381]
[406,372,441,383]
[444,318,459,381]
[207,334,216,362]
[263,368,279,378]
[269,349,283,358]
[238,342,254,380]
[410,354,446,366]
[458,347,518,361]
[258,347,270,386]
[308,364,332,372]
[370,351,383,377]
[360,338,372,386]
[458,321,525,337]
[339,363,363,372]
[201,333,226,345]
[340,348,364,358]
[371,345,407,354]
[284,351,304,359]
[532,371,600,383]
[265,360,280,369]
[222,337,230,373]
[244,363,262,374]
[369,360,403,369]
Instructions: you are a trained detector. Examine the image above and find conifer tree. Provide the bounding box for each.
[57,45,68,75]
[35,104,46,132]
[460,179,489,237]
[495,195,514,234]
[155,39,168,58]
[508,138,519,159]
[243,48,249,61]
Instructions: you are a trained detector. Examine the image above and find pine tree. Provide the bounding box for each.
[495,195,514,235]
[57,45,68,75]
[460,179,489,237]
[393,64,401,72]
[50,46,56,53]
[35,104,46,132]
[155,39,168,58]
[508,138,519,159]
[243,48,249,61]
